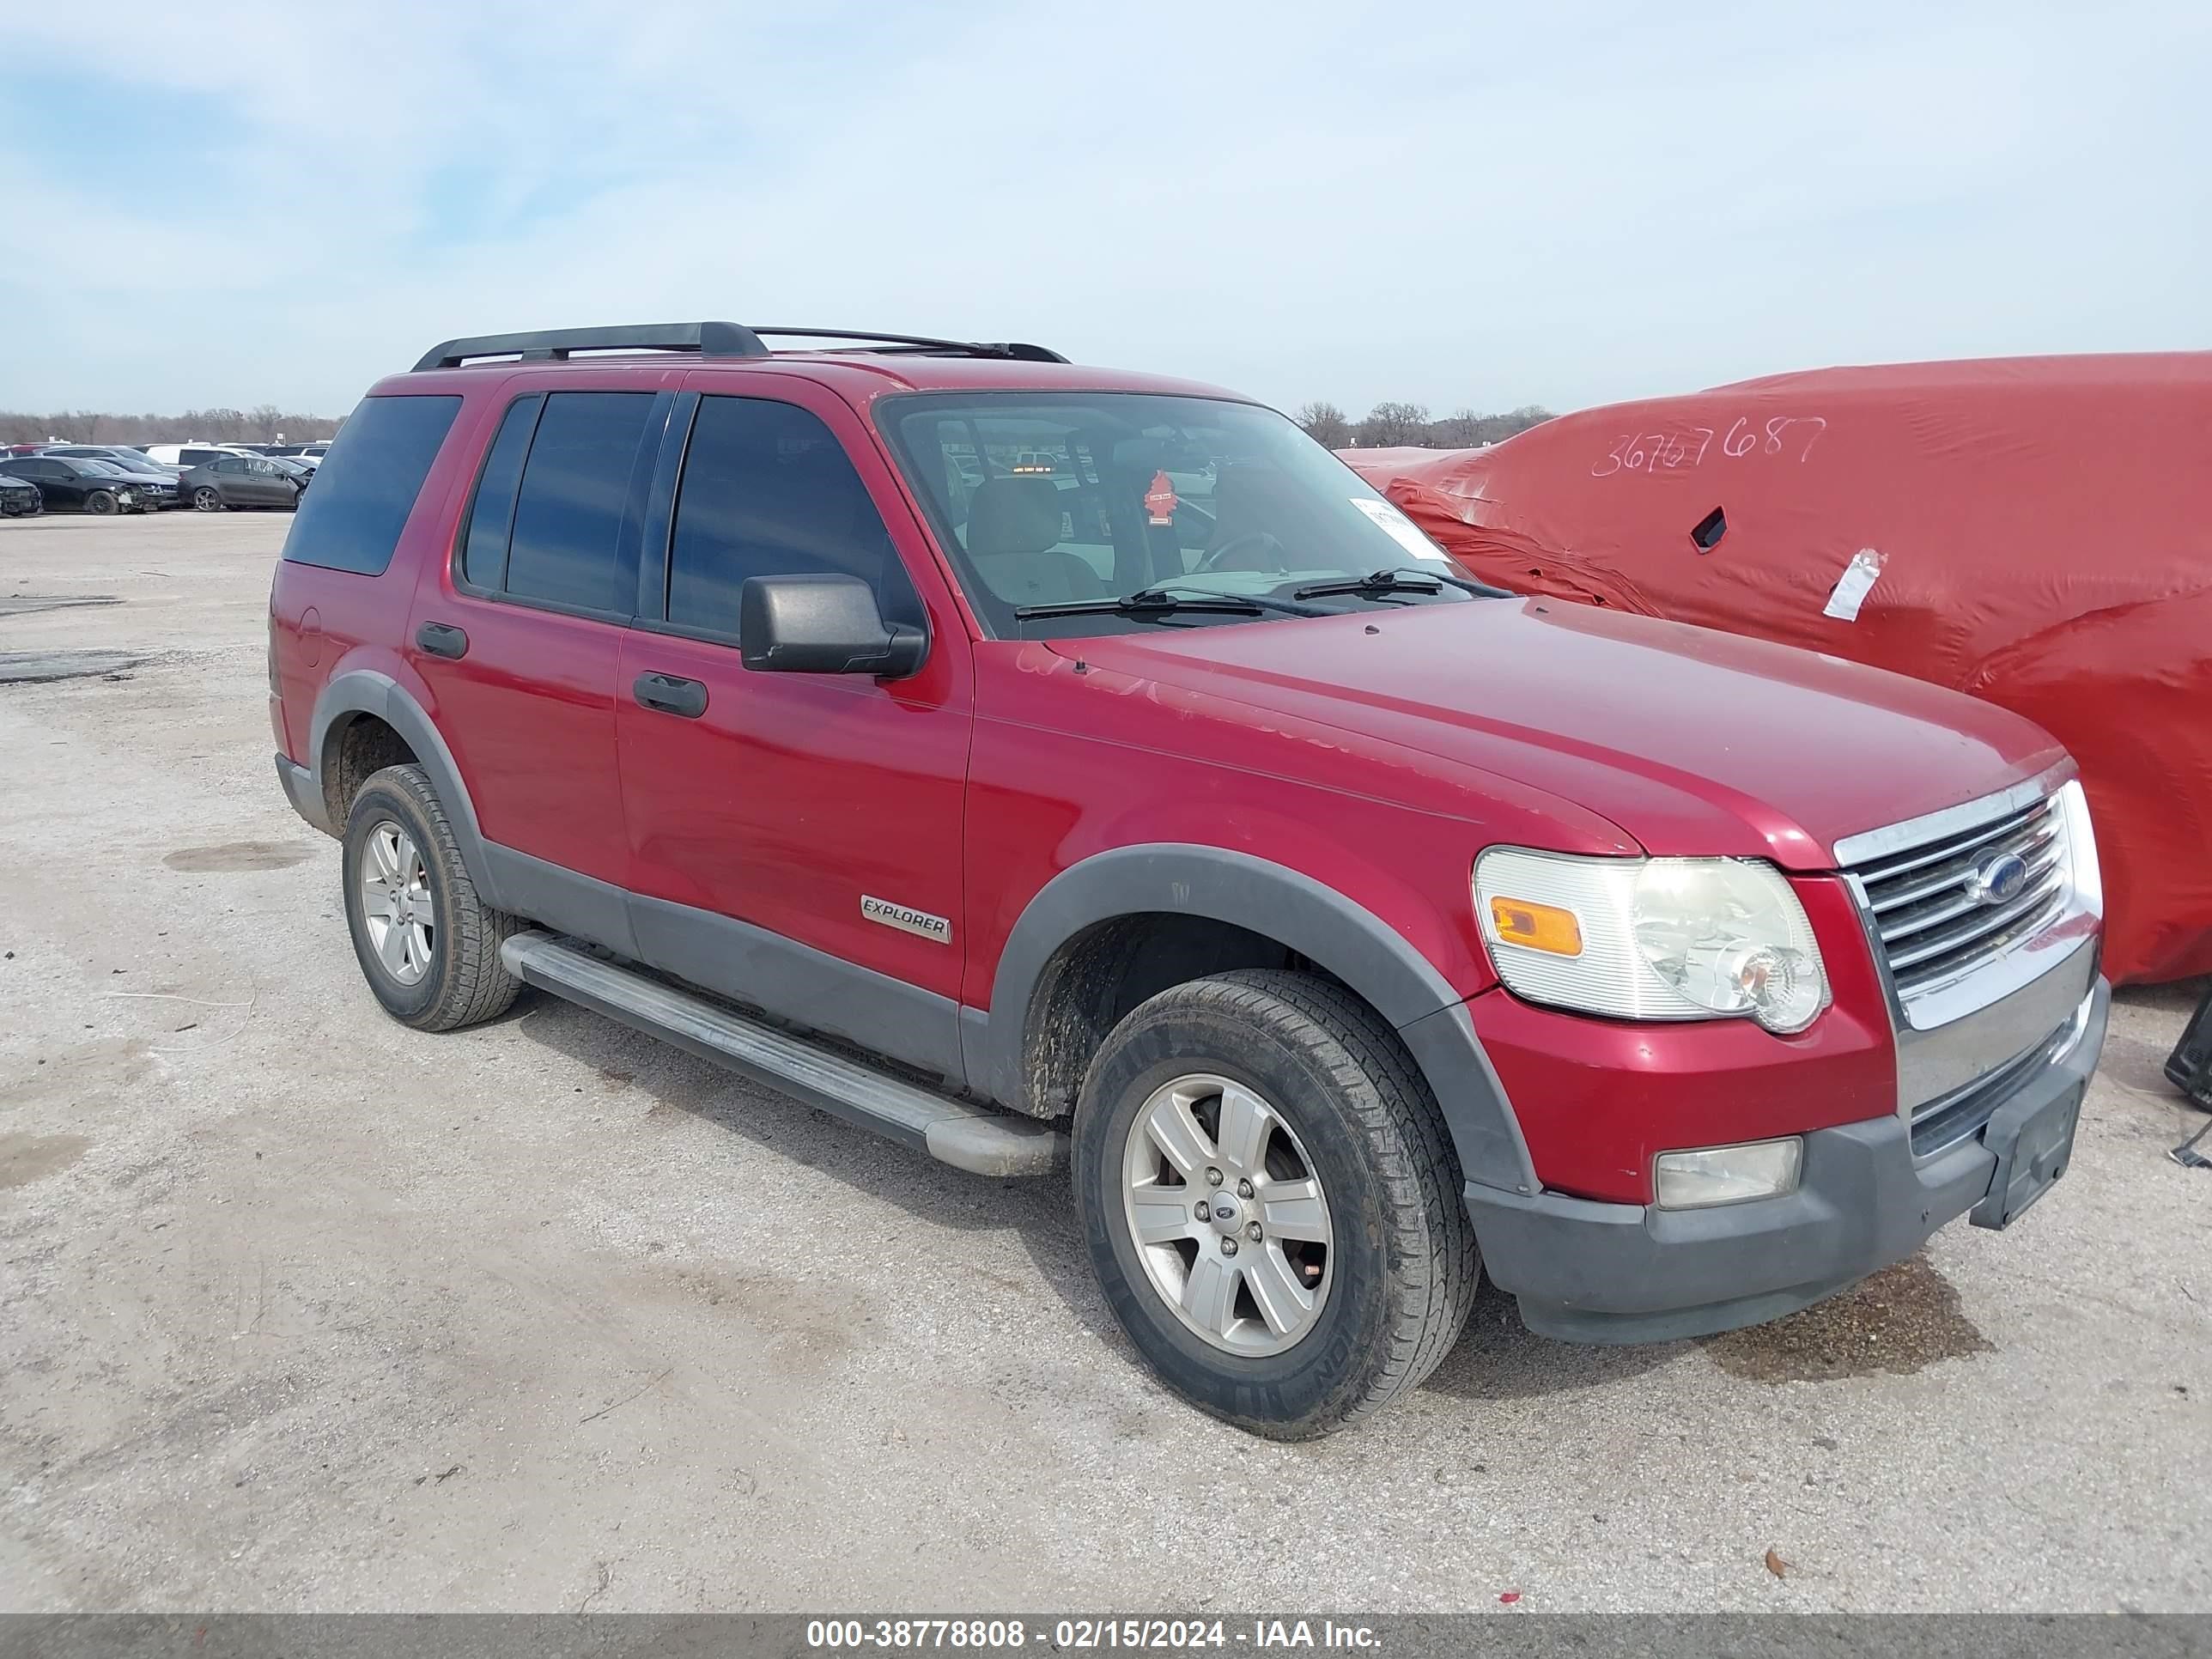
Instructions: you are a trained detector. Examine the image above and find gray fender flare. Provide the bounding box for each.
[973,844,1539,1195]
[307,669,507,912]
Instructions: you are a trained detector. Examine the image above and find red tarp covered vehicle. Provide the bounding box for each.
[1343,353,2212,984]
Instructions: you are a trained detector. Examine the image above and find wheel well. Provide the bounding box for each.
[321,714,417,827]
[1019,912,1354,1119]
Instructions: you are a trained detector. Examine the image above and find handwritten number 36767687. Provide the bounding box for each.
[1589,416,1827,477]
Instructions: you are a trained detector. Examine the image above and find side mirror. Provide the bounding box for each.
[739,574,927,678]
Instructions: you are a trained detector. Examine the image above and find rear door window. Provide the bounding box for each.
[280,394,461,575]
[502,392,659,615]
[457,395,542,592]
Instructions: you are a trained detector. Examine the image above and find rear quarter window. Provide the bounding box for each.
[281,394,462,575]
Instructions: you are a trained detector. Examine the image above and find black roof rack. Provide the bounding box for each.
[412,322,769,372]
[749,327,1067,363]
[410,321,1066,373]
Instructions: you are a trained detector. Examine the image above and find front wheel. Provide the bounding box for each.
[1072,969,1479,1438]
[85,489,118,516]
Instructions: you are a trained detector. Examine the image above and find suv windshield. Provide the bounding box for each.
[881,392,1492,636]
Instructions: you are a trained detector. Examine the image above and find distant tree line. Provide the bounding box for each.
[0,405,344,446]
[1292,400,1553,450]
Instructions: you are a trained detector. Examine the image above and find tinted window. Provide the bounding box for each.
[281,395,460,575]
[667,396,912,634]
[504,392,656,613]
[457,395,542,592]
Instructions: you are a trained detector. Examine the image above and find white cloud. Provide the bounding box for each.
[1,0,2205,416]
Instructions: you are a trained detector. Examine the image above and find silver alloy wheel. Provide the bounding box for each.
[193,486,222,511]
[360,820,435,986]
[1121,1072,1333,1356]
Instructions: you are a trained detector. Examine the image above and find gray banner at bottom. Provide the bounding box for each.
[2,1616,2209,1659]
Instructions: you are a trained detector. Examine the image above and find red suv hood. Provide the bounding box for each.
[1048,599,2066,869]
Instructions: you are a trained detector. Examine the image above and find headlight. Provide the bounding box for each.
[2055,778,2100,919]
[1474,848,1830,1033]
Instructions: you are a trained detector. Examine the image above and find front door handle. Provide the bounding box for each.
[416,621,468,659]
[633,672,708,719]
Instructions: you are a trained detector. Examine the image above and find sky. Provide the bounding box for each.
[1,1,2207,421]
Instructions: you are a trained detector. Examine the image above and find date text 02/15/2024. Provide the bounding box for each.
[803,1620,1382,1650]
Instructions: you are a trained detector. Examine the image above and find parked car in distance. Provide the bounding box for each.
[264,442,331,461]
[40,445,173,469]
[0,454,168,513]
[270,320,2108,1438]
[0,469,42,515]
[143,443,247,471]
[179,453,304,511]
[40,446,188,505]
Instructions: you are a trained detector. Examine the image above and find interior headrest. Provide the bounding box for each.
[966,477,1064,557]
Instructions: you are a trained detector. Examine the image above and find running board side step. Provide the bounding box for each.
[500,933,1065,1177]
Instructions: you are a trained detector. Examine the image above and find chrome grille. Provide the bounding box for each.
[1847,793,2068,998]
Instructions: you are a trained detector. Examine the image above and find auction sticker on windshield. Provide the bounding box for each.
[1350,496,1449,563]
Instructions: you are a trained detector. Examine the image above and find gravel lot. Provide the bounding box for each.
[2,511,2207,1613]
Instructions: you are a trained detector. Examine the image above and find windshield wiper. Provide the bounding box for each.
[1012,584,1328,622]
[1293,565,1515,601]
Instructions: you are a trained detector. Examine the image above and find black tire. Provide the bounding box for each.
[192,486,223,512]
[341,764,523,1031]
[1072,969,1480,1438]
[85,489,118,516]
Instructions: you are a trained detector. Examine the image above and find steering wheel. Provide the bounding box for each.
[1194,531,1291,574]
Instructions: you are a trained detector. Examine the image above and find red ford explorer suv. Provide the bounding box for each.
[270,322,2106,1437]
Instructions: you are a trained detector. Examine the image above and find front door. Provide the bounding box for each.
[615,380,975,1083]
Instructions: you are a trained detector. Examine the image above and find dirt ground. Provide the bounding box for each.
[2,511,2207,1613]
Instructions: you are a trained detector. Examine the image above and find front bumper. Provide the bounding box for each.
[1468,977,2108,1343]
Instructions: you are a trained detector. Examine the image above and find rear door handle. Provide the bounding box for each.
[633,672,708,719]
[416,622,468,659]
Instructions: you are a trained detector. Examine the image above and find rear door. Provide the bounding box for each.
[408,376,676,945]
[210,456,251,502]
[614,377,975,1082]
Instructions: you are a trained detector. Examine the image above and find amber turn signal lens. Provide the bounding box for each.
[1488,896,1584,957]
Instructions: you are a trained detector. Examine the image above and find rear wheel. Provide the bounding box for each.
[85,489,118,516]
[1072,969,1480,1438]
[341,764,523,1031]
[192,486,223,512]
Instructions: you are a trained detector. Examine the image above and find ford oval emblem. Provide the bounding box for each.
[1969,850,2030,906]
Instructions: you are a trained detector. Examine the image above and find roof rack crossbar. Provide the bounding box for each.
[750,327,1068,363]
[411,321,770,372]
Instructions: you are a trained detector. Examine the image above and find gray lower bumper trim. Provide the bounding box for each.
[274,753,334,836]
[1470,978,2109,1345]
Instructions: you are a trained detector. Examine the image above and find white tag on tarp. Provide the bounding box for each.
[1351,496,1450,564]
[1822,549,1885,621]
